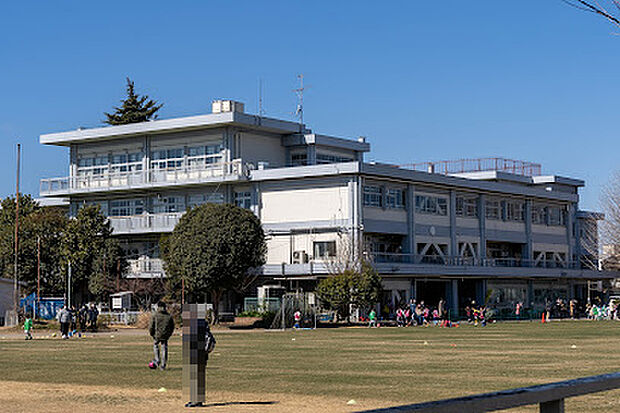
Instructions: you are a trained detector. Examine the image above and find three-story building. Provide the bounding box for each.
[39,100,616,314]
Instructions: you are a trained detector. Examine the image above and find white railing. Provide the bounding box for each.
[126,258,164,278]
[40,159,245,194]
[109,213,183,234]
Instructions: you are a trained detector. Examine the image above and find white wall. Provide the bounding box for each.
[261,183,350,224]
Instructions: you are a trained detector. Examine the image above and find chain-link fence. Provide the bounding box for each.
[270,292,318,329]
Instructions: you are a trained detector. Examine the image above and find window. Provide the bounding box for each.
[234,191,252,209]
[456,195,478,218]
[110,198,144,216]
[548,206,565,226]
[532,204,547,225]
[363,185,382,207]
[386,189,405,209]
[316,153,354,164]
[506,200,525,222]
[187,144,223,168]
[415,195,447,215]
[77,155,109,176]
[313,241,336,259]
[291,153,308,166]
[110,152,143,174]
[485,199,501,220]
[152,195,185,213]
[150,148,184,170]
[81,200,108,216]
[187,192,224,209]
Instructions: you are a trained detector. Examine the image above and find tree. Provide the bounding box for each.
[600,170,620,270]
[0,195,68,296]
[162,203,266,322]
[104,77,163,125]
[61,205,125,304]
[564,1,620,28]
[316,260,383,322]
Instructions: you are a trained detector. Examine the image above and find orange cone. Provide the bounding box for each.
[541,313,545,323]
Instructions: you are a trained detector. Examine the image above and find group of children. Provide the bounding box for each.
[21,303,100,340]
[366,299,456,328]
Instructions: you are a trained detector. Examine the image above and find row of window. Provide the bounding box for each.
[290,152,355,167]
[77,144,224,176]
[363,186,406,209]
[84,191,253,216]
[452,195,566,226]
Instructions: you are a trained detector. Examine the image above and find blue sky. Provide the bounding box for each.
[0,1,618,210]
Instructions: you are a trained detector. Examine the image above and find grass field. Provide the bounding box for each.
[0,320,619,412]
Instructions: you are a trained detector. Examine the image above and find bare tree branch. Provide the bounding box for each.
[564,0,620,27]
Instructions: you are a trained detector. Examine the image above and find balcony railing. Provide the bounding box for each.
[109,213,183,234]
[369,253,580,269]
[40,159,245,195]
[126,258,164,278]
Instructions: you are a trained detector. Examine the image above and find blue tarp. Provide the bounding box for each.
[20,293,65,319]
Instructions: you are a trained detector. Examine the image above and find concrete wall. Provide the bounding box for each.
[239,132,286,167]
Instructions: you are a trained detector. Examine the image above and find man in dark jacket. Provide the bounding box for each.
[149,301,175,370]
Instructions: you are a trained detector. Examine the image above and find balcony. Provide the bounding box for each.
[126,258,164,279]
[109,213,183,235]
[40,159,246,196]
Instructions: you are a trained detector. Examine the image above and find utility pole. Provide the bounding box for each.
[13,143,21,322]
[37,236,41,319]
[67,261,72,308]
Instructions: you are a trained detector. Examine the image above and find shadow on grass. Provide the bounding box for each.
[200,401,279,408]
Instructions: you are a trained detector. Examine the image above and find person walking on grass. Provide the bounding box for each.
[149,301,175,370]
[23,315,33,340]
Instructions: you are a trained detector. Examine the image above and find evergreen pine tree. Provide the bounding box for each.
[104,77,163,125]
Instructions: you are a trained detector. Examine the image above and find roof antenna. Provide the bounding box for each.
[293,74,307,133]
[258,78,265,120]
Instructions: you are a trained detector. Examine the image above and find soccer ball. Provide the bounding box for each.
[148,360,158,369]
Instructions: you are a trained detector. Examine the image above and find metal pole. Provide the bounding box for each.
[13,143,21,319]
[67,261,72,308]
[281,294,286,330]
[37,236,41,319]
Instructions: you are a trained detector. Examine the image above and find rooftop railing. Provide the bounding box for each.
[401,157,542,177]
[40,159,245,195]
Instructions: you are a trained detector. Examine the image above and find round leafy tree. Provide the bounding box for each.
[162,203,266,320]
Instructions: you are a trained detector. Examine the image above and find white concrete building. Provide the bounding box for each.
[39,100,617,314]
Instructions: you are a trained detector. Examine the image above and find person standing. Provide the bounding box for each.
[78,305,88,332]
[23,315,33,340]
[368,309,377,327]
[88,304,99,331]
[293,310,302,329]
[57,305,71,339]
[149,301,175,370]
[438,298,446,321]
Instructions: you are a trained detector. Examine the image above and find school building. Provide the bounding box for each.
[38,100,617,315]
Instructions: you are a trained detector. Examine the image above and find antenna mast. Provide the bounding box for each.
[293,74,305,132]
[258,78,264,118]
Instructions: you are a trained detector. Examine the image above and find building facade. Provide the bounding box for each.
[39,100,617,314]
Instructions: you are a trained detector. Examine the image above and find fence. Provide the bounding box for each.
[243,297,282,313]
[99,311,141,325]
[356,372,620,413]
